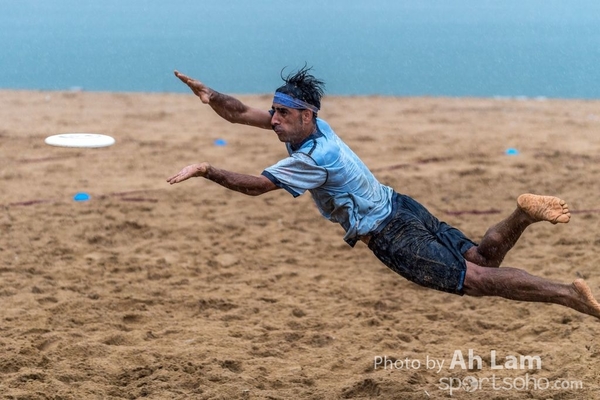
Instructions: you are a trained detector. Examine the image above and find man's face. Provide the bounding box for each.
[270,104,311,144]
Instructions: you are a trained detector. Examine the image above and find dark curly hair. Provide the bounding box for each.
[275,65,325,116]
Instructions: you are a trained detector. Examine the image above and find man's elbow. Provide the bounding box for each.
[246,183,279,196]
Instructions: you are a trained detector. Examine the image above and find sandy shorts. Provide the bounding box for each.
[368,193,477,295]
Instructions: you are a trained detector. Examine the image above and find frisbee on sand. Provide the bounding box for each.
[44,133,115,148]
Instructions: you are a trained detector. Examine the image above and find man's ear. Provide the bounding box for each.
[302,109,313,124]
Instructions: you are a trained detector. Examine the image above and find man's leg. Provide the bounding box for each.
[464,194,571,268]
[463,262,600,319]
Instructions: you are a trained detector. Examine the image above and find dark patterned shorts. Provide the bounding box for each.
[368,193,477,295]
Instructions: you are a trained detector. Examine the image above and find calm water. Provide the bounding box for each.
[2,0,600,98]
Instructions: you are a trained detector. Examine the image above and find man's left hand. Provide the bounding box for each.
[167,162,209,184]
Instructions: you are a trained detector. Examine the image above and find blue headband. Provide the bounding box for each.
[273,92,319,113]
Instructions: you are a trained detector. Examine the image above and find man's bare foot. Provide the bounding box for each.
[517,194,571,224]
[572,279,600,319]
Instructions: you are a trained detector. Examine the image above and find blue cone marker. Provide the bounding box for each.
[214,139,227,146]
[73,192,91,202]
[505,148,519,156]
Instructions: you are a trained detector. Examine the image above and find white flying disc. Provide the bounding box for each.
[45,133,115,148]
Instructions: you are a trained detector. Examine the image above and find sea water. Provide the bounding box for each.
[1,0,599,98]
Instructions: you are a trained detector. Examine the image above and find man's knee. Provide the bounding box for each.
[464,246,501,268]
[463,262,488,296]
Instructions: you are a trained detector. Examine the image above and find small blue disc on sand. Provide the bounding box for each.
[505,148,519,156]
[73,192,91,202]
[214,139,227,146]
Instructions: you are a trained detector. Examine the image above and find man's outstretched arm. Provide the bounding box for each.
[167,162,279,196]
[175,70,272,129]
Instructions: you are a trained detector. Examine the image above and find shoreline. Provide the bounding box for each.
[3,88,600,102]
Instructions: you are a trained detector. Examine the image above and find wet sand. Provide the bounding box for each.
[1,90,600,399]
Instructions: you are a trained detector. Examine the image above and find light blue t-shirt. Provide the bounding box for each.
[262,118,394,247]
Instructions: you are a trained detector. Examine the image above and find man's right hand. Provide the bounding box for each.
[174,69,272,129]
[174,70,211,104]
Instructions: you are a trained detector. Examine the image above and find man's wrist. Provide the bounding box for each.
[202,163,213,179]
[207,89,215,103]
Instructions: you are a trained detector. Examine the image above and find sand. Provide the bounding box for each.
[1,90,600,399]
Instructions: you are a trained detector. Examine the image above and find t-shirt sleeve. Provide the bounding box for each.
[261,153,327,197]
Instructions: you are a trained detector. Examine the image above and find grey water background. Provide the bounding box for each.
[2,0,600,98]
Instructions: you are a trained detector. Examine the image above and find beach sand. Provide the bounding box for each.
[1,90,600,399]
